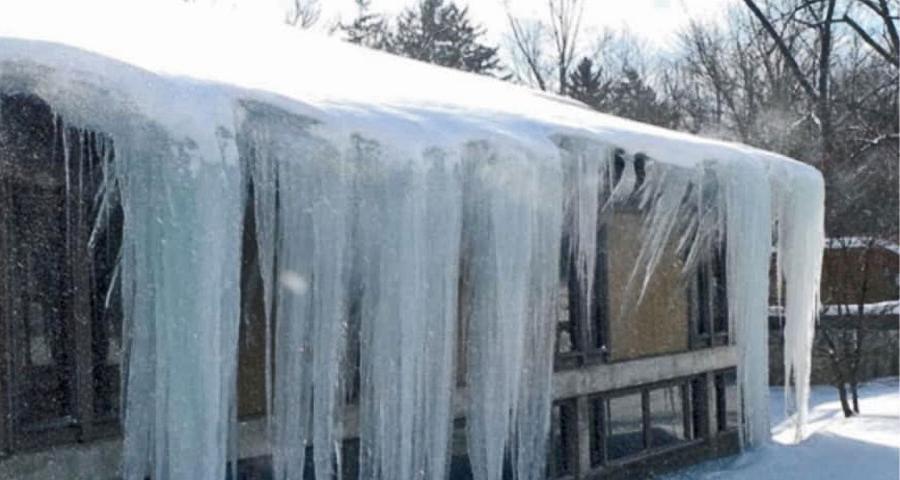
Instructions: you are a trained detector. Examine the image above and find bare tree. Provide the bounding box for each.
[505,0,584,94]
[285,0,321,29]
[742,0,899,174]
[817,237,898,416]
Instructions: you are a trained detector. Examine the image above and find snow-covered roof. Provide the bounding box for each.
[0,0,818,182]
[0,0,827,471]
[825,237,900,255]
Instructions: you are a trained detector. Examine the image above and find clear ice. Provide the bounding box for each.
[0,2,826,477]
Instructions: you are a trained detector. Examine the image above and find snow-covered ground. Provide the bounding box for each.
[665,378,900,479]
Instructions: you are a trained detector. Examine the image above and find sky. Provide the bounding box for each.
[317,0,736,52]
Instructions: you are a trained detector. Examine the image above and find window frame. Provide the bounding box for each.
[555,225,610,370]
[549,398,579,479]
[714,368,739,433]
[585,375,705,470]
[690,242,729,350]
[0,95,122,456]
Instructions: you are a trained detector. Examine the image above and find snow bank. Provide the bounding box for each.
[0,1,825,479]
[663,378,900,480]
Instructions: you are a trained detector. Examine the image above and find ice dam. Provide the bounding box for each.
[0,1,825,479]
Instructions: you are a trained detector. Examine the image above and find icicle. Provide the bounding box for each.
[244,122,279,438]
[513,150,562,480]
[463,140,562,480]
[117,129,244,480]
[722,156,773,447]
[557,136,605,335]
[354,138,462,480]
[773,163,825,442]
[240,105,351,480]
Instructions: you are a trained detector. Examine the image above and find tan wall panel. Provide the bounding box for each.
[607,211,689,361]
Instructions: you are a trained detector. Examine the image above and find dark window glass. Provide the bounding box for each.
[588,397,605,467]
[555,215,608,367]
[693,243,728,348]
[690,377,708,439]
[715,370,738,432]
[606,393,644,460]
[712,246,728,335]
[0,93,122,451]
[550,400,577,477]
[648,385,686,448]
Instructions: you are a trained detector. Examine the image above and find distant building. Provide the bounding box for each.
[770,237,899,386]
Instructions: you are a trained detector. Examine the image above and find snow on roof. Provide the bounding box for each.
[825,237,900,255]
[0,0,819,181]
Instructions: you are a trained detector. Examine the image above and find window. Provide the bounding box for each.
[0,93,122,453]
[690,377,709,439]
[587,377,704,469]
[555,202,609,369]
[648,385,688,448]
[692,242,728,348]
[715,369,739,432]
[550,399,578,478]
[604,392,645,461]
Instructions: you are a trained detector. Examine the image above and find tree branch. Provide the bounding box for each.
[743,0,819,100]
[879,0,900,57]
[842,15,899,67]
[506,13,548,91]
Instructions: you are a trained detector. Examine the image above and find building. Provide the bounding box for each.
[0,2,824,479]
[770,237,899,386]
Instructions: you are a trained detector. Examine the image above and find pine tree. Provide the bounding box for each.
[340,0,393,52]
[567,57,611,110]
[340,0,502,77]
[609,68,681,128]
[393,0,501,75]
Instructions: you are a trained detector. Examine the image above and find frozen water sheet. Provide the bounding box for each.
[0,0,825,478]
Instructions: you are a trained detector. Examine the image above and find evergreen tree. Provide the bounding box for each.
[340,0,502,77]
[567,57,611,110]
[393,0,501,75]
[340,0,393,52]
[608,67,680,127]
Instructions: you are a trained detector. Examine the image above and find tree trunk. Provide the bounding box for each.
[851,382,860,413]
[836,382,854,418]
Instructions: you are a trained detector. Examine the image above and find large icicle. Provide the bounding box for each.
[722,156,773,447]
[118,128,244,480]
[354,138,463,480]
[240,104,351,480]
[773,164,825,442]
[463,141,562,480]
[557,136,605,334]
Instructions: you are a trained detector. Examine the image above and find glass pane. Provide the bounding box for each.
[717,370,739,431]
[606,393,644,460]
[712,247,728,334]
[556,241,576,355]
[649,385,686,448]
[550,401,576,476]
[6,100,77,430]
[2,94,124,439]
[589,397,604,466]
[690,377,707,439]
[91,218,123,420]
